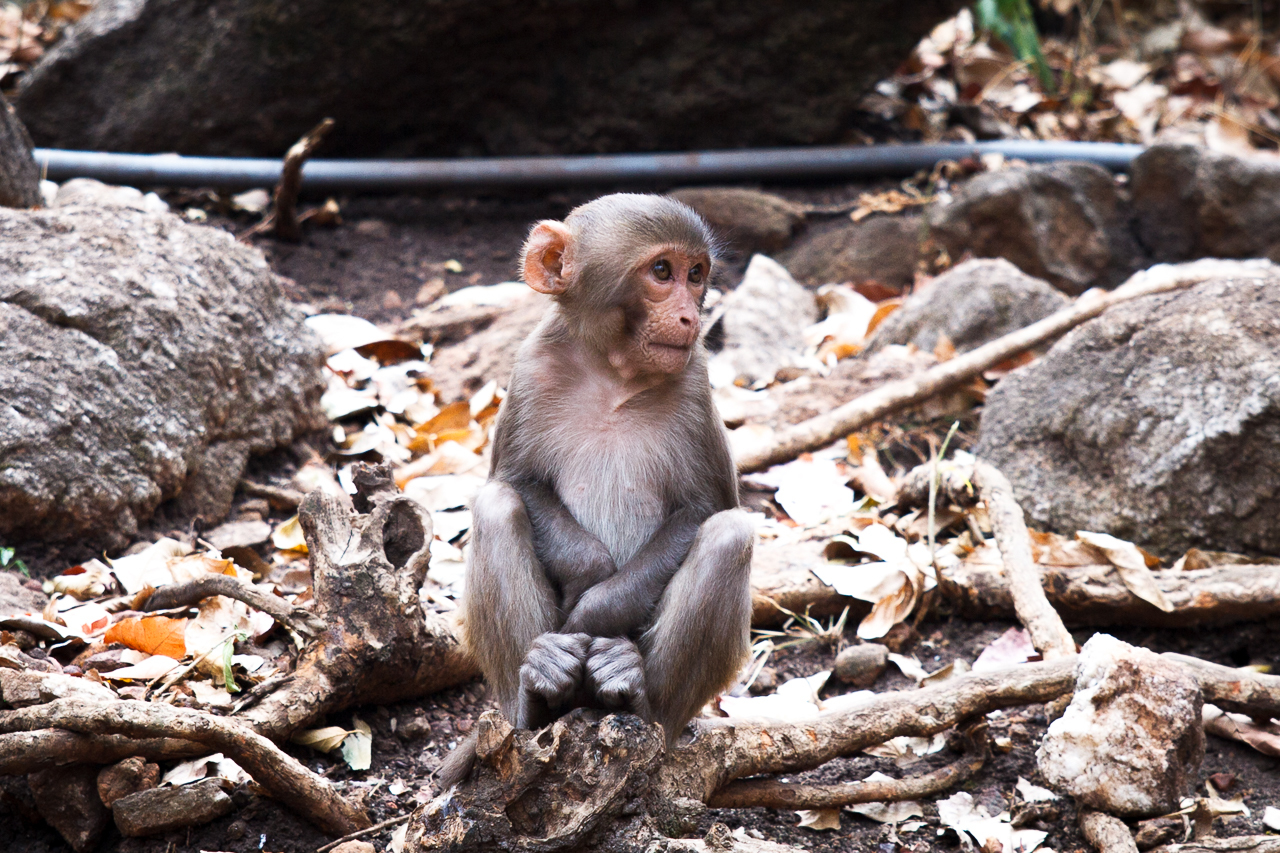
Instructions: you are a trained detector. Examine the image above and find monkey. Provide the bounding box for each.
[440,194,754,786]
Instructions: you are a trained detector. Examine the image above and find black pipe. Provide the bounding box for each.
[34,141,1142,192]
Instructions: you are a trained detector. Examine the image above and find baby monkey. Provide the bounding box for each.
[459,193,754,755]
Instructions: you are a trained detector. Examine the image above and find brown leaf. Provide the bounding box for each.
[104,616,188,658]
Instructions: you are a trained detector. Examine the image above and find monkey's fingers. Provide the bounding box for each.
[585,637,651,719]
[520,632,590,705]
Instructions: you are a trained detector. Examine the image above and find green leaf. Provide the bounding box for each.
[974,0,1054,89]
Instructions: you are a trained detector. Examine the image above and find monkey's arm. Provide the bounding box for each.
[514,479,618,611]
[559,506,703,638]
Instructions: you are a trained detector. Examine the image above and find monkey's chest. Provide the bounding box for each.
[548,423,680,566]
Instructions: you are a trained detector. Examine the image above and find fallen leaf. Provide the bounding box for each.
[1076,531,1172,612]
[106,655,181,681]
[341,714,374,771]
[293,726,352,753]
[109,538,194,594]
[846,798,924,823]
[797,808,842,830]
[1016,777,1060,803]
[105,616,188,658]
[973,627,1038,672]
[272,516,308,553]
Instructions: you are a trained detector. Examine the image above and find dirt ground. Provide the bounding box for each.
[6,183,1280,853]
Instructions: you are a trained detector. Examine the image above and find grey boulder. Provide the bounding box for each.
[863,258,1067,356]
[0,184,325,549]
[976,261,1280,557]
[926,161,1144,295]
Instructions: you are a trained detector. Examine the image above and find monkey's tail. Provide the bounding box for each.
[435,731,479,790]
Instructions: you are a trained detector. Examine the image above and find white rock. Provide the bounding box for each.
[1037,633,1203,817]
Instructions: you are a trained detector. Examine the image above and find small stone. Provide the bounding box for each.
[397,714,431,740]
[225,819,247,840]
[202,518,272,550]
[330,842,376,853]
[1037,634,1203,817]
[1134,816,1182,850]
[749,666,778,695]
[97,757,160,808]
[833,643,889,686]
[112,778,235,836]
[29,765,110,853]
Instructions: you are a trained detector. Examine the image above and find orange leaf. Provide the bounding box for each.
[865,299,902,336]
[415,401,471,434]
[104,616,188,658]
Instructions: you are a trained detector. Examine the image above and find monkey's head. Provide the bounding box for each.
[521,193,718,380]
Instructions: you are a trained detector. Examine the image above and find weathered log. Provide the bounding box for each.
[233,463,478,739]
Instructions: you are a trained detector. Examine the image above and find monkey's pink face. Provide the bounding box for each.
[628,248,708,375]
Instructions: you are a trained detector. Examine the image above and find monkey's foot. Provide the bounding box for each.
[585,636,651,720]
[520,631,590,709]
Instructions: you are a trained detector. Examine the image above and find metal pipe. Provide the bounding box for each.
[34,141,1142,192]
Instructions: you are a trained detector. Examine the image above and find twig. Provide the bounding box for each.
[1164,654,1280,720]
[971,460,1076,659]
[1081,809,1140,853]
[0,698,369,835]
[734,260,1272,473]
[1150,840,1280,853]
[141,573,326,637]
[240,479,305,511]
[316,813,412,853]
[708,737,986,809]
[273,118,334,242]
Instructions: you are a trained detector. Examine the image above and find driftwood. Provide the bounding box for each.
[234,463,477,740]
[734,259,1268,473]
[408,660,1075,851]
[0,698,367,835]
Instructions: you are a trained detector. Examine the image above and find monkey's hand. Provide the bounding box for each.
[517,631,591,726]
[585,636,652,721]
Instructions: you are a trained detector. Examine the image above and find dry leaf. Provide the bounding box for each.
[797,808,842,830]
[272,516,308,553]
[973,627,1038,672]
[293,726,352,753]
[104,616,188,658]
[109,538,194,594]
[106,654,181,681]
[341,714,374,771]
[1203,704,1280,757]
[1076,531,1173,612]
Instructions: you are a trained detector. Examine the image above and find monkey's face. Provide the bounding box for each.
[617,247,708,376]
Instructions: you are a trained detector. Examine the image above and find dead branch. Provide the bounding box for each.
[942,561,1280,628]
[239,479,304,511]
[317,814,412,853]
[141,573,326,638]
[273,118,334,242]
[1164,654,1280,720]
[734,260,1261,473]
[706,741,985,809]
[233,463,477,740]
[1080,809,1140,853]
[0,730,202,774]
[0,698,368,835]
[1150,840,1280,853]
[970,461,1076,658]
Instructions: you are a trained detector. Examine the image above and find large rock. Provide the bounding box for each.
[667,188,804,257]
[0,93,38,208]
[16,0,965,157]
[28,765,111,853]
[863,258,1068,355]
[926,162,1145,295]
[976,261,1280,556]
[1131,143,1280,262]
[782,215,921,292]
[0,183,325,549]
[706,254,818,387]
[1038,634,1203,817]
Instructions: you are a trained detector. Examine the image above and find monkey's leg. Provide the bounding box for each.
[640,509,755,743]
[464,481,562,724]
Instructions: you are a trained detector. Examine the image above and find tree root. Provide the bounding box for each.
[232,463,477,740]
[0,698,368,835]
[141,573,326,638]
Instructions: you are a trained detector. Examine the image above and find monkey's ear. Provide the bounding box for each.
[522,221,574,295]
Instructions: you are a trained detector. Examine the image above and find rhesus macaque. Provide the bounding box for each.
[459,193,754,755]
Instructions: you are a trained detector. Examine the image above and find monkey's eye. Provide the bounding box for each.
[652,259,672,281]
[688,264,704,285]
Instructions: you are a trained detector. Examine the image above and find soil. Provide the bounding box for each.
[6,183,1280,853]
